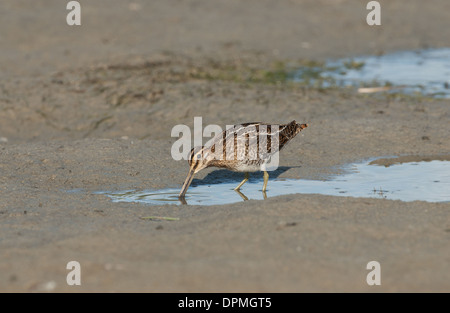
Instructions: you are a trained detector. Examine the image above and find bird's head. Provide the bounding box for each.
[179,146,214,198]
[187,145,213,173]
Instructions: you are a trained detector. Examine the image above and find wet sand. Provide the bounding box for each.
[1,0,449,292]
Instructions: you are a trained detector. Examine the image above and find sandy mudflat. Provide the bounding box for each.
[0,0,449,292]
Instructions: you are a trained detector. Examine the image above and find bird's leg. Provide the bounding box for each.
[234,172,249,191]
[262,171,269,192]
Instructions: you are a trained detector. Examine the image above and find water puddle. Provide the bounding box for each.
[97,157,450,205]
[293,48,450,98]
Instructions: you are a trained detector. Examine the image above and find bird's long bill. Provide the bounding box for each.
[179,168,195,198]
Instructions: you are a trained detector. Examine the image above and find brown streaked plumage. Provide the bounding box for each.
[179,120,308,198]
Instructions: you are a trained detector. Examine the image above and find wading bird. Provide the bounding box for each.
[179,120,308,199]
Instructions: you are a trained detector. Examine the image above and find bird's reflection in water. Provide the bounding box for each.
[178,197,188,205]
[177,166,293,204]
[234,189,248,201]
[178,188,268,205]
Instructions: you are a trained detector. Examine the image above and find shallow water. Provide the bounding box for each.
[294,48,450,98]
[98,158,450,206]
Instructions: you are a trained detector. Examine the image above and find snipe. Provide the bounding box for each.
[179,120,308,198]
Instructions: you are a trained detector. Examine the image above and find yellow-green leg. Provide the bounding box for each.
[234,172,249,191]
[262,171,269,192]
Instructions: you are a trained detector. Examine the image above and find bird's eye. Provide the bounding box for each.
[196,154,201,159]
